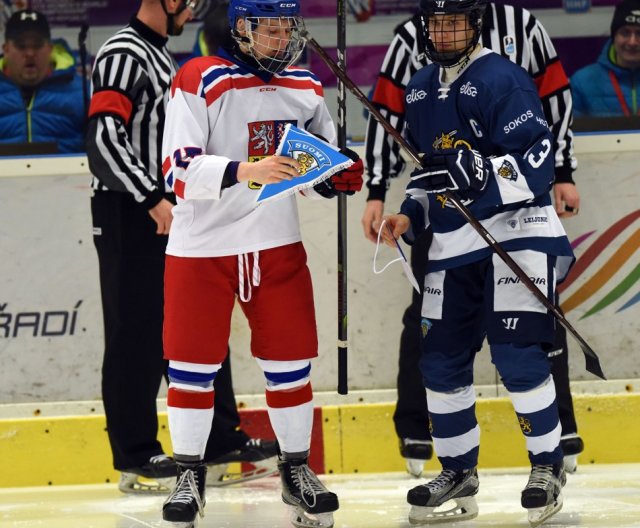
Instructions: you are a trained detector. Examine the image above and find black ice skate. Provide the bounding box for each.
[206,438,278,486]
[407,467,479,524]
[400,438,434,478]
[521,462,566,527]
[119,454,177,494]
[560,433,584,474]
[162,461,207,528]
[279,454,339,528]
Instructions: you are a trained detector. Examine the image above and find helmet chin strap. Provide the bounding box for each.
[160,0,186,36]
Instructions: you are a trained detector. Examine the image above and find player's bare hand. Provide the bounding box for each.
[380,214,410,247]
[362,200,384,243]
[237,156,301,185]
[554,182,581,218]
[149,198,174,235]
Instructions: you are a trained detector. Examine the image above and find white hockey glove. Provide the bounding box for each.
[411,148,491,196]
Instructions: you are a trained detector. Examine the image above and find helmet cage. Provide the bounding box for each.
[235,15,306,74]
[419,0,487,67]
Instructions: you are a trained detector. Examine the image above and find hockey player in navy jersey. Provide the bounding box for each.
[363,1,583,479]
[380,0,574,526]
[159,1,363,527]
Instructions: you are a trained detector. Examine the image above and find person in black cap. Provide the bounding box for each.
[571,0,640,116]
[0,9,87,153]
[0,1,29,43]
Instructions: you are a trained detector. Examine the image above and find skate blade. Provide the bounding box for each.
[119,472,174,495]
[527,493,563,527]
[409,496,479,525]
[406,458,425,478]
[206,458,278,487]
[289,506,334,528]
[162,519,199,528]
[563,454,578,474]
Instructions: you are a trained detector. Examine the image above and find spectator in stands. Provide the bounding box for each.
[571,0,640,117]
[0,9,87,153]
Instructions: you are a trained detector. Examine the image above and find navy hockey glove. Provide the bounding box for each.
[314,147,364,198]
[411,148,491,196]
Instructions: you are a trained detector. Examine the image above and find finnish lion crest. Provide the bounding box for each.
[498,160,517,181]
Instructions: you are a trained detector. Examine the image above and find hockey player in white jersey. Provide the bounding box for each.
[159,1,363,527]
[380,0,573,526]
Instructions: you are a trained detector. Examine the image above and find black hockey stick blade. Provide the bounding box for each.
[567,321,606,379]
[583,343,606,380]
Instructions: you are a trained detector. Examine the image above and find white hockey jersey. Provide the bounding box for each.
[162,51,336,257]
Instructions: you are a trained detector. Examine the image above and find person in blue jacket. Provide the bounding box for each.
[571,0,640,117]
[0,9,87,153]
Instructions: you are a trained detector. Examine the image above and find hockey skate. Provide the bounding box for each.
[521,462,566,527]
[400,438,434,478]
[560,433,584,474]
[407,467,479,524]
[279,455,339,528]
[162,462,207,528]
[206,438,278,486]
[118,454,177,494]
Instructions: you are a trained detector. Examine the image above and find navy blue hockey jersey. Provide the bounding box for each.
[401,49,574,277]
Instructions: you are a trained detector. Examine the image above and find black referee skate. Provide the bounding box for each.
[119,453,177,494]
[162,461,207,527]
[521,462,566,527]
[407,467,479,524]
[279,454,339,528]
[400,438,434,478]
[205,438,278,486]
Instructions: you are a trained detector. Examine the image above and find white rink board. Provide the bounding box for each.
[0,134,638,403]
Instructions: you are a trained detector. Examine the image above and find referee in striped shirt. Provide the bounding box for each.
[86,0,274,493]
[362,2,583,476]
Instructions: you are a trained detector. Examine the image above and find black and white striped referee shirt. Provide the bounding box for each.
[86,17,177,208]
[365,3,577,201]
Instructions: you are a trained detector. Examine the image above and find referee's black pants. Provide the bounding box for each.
[92,191,248,470]
[393,230,578,442]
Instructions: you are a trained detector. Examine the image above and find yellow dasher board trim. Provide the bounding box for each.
[1,393,639,487]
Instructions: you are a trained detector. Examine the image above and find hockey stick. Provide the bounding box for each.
[302,33,605,380]
[78,23,90,134]
[336,0,349,395]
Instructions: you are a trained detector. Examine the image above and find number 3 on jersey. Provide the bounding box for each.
[527,139,551,169]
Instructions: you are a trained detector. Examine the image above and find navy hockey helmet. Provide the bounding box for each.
[419,0,488,67]
[228,0,306,73]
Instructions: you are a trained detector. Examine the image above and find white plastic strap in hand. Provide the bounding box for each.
[372,220,421,293]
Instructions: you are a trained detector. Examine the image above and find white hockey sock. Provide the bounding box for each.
[168,404,214,458]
